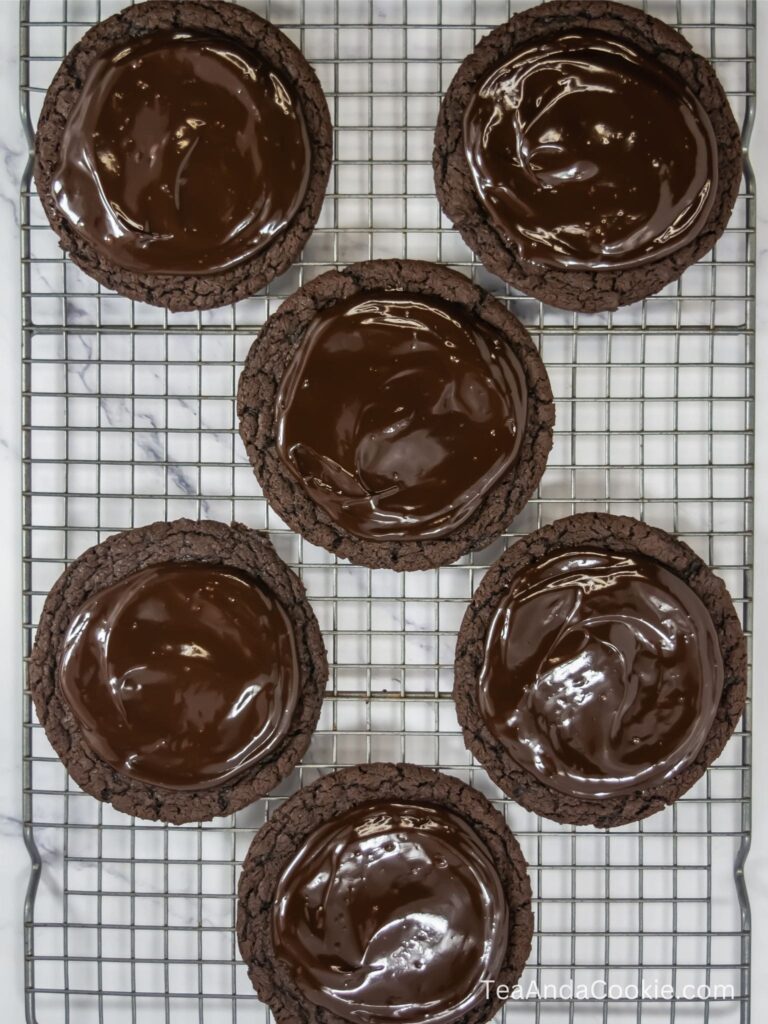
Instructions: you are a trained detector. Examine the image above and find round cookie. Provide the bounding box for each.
[454,513,747,828]
[237,763,534,1024]
[237,259,555,571]
[29,519,328,823]
[34,0,332,311]
[433,0,742,313]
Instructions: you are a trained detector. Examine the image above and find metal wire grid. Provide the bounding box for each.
[19,0,754,1021]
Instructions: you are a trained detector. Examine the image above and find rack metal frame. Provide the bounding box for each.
[20,1,756,1021]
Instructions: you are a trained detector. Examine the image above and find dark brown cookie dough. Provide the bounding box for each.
[237,259,554,571]
[34,0,332,311]
[433,0,743,313]
[29,519,328,824]
[237,763,534,1024]
[454,513,747,828]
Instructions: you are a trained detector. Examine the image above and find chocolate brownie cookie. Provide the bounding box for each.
[34,0,332,311]
[237,260,554,571]
[433,0,742,312]
[454,514,747,828]
[237,763,533,1024]
[29,519,328,824]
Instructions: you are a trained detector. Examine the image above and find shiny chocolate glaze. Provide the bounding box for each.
[272,801,509,1024]
[58,563,300,790]
[275,290,527,541]
[478,549,724,800]
[51,30,310,275]
[463,31,717,271]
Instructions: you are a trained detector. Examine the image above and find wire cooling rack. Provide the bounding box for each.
[19,1,755,1021]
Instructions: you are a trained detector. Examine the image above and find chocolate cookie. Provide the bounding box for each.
[237,763,533,1024]
[237,260,554,571]
[34,0,332,311]
[454,514,747,828]
[29,519,328,824]
[433,0,742,312]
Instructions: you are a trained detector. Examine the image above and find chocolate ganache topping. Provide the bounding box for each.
[58,563,300,790]
[275,290,527,540]
[51,30,310,275]
[272,801,509,1024]
[463,31,718,271]
[478,549,724,800]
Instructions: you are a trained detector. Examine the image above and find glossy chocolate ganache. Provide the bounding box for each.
[58,563,300,790]
[272,801,509,1024]
[463,31,718,271]
[51,30,310,275]
[479,549,724,800]
[275,290,527,541]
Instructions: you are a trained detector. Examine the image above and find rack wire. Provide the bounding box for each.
[19,1,755,1021]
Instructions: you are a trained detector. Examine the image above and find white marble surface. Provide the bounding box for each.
[747,4,768,1014]
[0,0,766,1020]
[0,1,31,1021]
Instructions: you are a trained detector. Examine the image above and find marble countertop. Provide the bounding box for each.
[1,0,767,1020]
